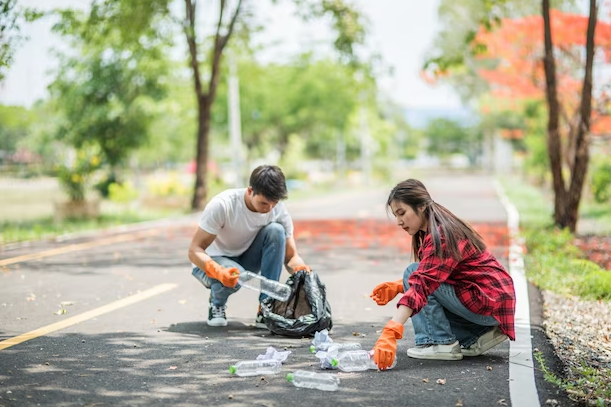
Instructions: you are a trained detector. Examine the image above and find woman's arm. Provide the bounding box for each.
[392,305,413,325]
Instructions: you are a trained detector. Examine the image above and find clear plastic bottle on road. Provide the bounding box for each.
[331,350,396,372]
[229,359,282,377]
[310,341,362,353]
[238,270,291,302]
[286,370,340,391]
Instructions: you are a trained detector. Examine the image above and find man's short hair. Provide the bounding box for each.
[249,165,288,201]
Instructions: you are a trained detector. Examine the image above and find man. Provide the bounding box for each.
[188,165,310,328]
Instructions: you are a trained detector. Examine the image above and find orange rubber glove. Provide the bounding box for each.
[373,320,404,370]
[204,260,240,288]
[293,264,311,274]
[370,279,404,305]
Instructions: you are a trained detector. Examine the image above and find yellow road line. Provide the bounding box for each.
[0,230,160,267]
[0,283,178,351]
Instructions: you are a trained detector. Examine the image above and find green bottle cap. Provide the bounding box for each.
[286,373,294,382]
[229,365,236,374]
[309,345,316,353]
[331,358,338,367]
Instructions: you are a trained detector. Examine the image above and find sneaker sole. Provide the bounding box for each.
[462,334,508,357]
[207,319,228,327]
[406,349,463,361]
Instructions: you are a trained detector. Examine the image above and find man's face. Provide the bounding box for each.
[247,188,278,213]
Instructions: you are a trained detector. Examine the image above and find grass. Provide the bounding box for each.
[498,175,611,300]
[0,176,351,245]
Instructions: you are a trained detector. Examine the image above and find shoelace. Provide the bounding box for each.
[211,306,226,319]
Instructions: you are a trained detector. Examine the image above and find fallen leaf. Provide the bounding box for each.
[228,395,234,399]
[436,379,446,385]
[456,399,463,407]
[487,366,493,371]
[167,366,177,370]
[60,301,74,306]
[53,309,67,315]
[498,399,507,406]
[422,378,429,383]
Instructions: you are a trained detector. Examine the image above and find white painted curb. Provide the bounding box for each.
[494,181,541,407]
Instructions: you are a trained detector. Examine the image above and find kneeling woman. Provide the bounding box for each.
[372,179,516,369]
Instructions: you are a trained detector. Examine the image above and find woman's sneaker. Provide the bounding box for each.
[407,341,463,360]
[207,304,227,327]
[461,327,508,356]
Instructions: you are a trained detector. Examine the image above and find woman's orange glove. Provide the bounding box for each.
[370,279,404,305]
[373,320,404,370]
[204,260,240,288]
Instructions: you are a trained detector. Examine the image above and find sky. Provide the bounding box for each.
[0,0,462,109]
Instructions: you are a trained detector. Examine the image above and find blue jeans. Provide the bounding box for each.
[192,222,286,307]
[404,262,499,348]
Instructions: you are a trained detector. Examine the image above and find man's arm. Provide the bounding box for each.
[188,227,217,270]
[284,236,308,273]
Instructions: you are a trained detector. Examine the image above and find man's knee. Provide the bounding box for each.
[262,222,285,242]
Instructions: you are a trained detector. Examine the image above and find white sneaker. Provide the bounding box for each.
[207,304,228,327]
[407,341,463,360]
[461,327,508,356]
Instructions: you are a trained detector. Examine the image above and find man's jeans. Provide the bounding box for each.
[192,222,286,307]
[404,262,499,348]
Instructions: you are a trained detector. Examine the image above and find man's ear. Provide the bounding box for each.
[246,186,253,195]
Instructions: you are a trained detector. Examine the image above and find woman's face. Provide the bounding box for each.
[389,200,427,235]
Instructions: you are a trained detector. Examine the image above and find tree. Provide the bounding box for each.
[473,4,606,231]
[50,1,171,175]
[0,0,20,81]
[183,0,367,210]
[424,118,481,165]
[541,0,598,232]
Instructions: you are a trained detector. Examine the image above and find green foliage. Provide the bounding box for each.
[108,181,138,203]
[55,149,101,202]
[49,0,171,169]
[423,118,480,163]
[0,104,32,154]
[590,155,611,203]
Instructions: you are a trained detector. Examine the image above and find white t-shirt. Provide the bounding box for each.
[198,188,294,257]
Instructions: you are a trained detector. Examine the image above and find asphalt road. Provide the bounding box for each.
[0,174,579,406]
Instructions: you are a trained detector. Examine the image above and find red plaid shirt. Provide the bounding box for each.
[397,233,516,340]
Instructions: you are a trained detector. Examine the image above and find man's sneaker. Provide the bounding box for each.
[254,306,267,329]
[461,327,508,356]
[407,341,463,361]
[207,304,227,327]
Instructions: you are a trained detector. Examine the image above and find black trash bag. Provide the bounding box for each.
[261,270,332,338]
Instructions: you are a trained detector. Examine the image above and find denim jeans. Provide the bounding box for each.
[404,262,499,348]
[192,222,286,307]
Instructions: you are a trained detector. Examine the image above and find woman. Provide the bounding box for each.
[372,179,516,369]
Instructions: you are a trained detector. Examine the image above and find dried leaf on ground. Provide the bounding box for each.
[436,378,446,385]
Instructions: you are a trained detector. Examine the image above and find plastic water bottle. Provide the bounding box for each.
[286,370,340,391]
[331,350,396,372]
[238,270,291,302]
[310,341,362,353]
[229,359,282,377]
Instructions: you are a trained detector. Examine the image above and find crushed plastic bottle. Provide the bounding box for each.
[286,370,340,391]
[238,270,291,302]
[310,341,361,353]
[229,359,282,377]
[331,350,396,372]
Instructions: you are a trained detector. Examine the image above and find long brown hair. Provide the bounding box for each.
[387,179,486,261]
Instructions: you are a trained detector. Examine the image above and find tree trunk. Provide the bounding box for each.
[191,95,212,210]
[541,0,597,232]
[542,0,567,226]
[563,0,597,232]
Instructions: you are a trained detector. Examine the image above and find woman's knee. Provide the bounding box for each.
[403,262,419,281]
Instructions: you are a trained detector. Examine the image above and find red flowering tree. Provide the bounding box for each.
[475,2,607,232]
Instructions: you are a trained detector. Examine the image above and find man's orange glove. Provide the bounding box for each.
[373,320,404,370]
[293,264,311,274]
[204,260,240,288]
[370,279,404,305]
